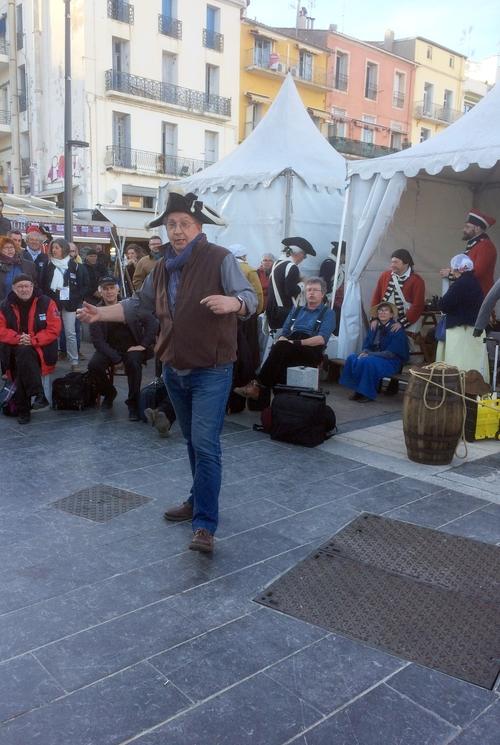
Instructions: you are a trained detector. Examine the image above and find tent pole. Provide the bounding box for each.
[330,180,350,310]
[283,168,293,236]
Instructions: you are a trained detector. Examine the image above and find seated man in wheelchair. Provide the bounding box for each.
[234,277,335,399]
[87,276,158,420]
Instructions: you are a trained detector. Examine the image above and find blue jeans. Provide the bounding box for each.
[163,364,233,534]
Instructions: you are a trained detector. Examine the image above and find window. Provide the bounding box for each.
[423,82,434,115]
[162,122,178,174]
[112,37,130,74]
[204,130,219,165]
[205,5,222,50]
[205,64,219,97]
[162,0,173,15]
[18,64,27,112]
[299,50,313,81]
[253,37,272,67]
[16,4,23,49]
[361,115,376,144]
[334,52,348,91]
[123,194,154,209]
[112,111,131,167]
[162,52,177,85]
[0,12,6,38]
[393,72,405,108]
[426,46,432,60]
[365,62,378,100]
[420,127,431,142]
[329,107,347,139]
[449,56,454,68]
[390,124,403,150]
[245,103,263,136]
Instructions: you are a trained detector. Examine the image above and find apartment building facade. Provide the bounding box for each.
[240,19,331,142]
[274,26,415,158]
[0,0,245,208]
[380,34,466,144]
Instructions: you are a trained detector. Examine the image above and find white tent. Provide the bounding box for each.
[338,83,500,358]
[156,74,346,271]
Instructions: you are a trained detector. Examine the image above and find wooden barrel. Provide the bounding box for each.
[403,365,464,465]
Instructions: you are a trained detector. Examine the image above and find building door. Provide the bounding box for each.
[112,111,131,167]
[162,122,178,174]
[423,83,434,115]
[254,37,271,67]
[204,130,218,166]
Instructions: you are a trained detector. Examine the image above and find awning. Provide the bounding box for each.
[307,107,330,120]
[245,91,272,104]
[97,207,154,239]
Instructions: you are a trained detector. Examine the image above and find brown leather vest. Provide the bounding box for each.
[152,237,237,369]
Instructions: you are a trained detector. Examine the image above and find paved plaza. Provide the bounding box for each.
[0,359,499,745]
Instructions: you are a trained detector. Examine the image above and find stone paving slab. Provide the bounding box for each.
[1,376,499,743]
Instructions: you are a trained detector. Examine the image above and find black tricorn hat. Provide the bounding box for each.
[281,236,316,256]
[146,189,226,229]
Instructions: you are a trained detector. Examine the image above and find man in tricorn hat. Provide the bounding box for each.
[266,236,316,334]
[370,248,425,337]
[77,190,257,554]
[440,210,497,296]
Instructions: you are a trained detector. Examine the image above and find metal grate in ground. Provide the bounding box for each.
[256,514,500,689]
[51,484,151,522]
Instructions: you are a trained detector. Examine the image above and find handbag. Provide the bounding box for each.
[435,314,447,342]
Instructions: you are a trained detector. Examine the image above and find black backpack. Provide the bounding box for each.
[52,371,99,411]
[254,385,336,447]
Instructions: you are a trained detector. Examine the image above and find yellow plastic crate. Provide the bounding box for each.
[474,394,500,440]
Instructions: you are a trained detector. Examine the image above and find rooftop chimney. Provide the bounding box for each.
[329,23,338,33]
[384,29,394,52]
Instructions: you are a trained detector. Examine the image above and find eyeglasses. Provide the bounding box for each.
[166,221,197,231]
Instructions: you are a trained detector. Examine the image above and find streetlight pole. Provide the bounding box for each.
[64,0,72,241]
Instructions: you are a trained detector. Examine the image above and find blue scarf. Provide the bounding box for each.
[165,233,203,313]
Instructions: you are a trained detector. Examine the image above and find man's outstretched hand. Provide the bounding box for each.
[76,302,101,324]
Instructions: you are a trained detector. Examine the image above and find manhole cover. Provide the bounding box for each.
[51,484,151,522]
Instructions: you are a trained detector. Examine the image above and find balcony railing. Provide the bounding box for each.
[105,146,211,177]
[203,28,224,52]
[414,101,462,124]
[105,69,231,117]
[0,109,10,125]
[334,73,348,91]
[21,158,30,177]
[244,48,332,88]
[158,13,182,39]
[107,0,134,24]
[0,37,8,56]
[329,136,406,158]
[392,92,405,108]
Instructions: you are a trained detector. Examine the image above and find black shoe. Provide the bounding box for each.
[384,378,399,396]
[128,407,140,422]
[31,394,49,411]
[17,412,30,424]
[101,388,117,410]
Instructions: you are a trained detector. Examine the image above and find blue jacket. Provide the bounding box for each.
[439,271,484,328]
[362,320,410,364]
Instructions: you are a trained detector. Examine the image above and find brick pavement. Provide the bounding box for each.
[0,363,498,744]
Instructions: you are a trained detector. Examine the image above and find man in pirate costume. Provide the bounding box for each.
[77,190,257,555]
[440,210,497,297]
[370,249,425,344]
[265,237,316,334]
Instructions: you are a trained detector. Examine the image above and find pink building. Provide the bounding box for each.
[280,27,416,157]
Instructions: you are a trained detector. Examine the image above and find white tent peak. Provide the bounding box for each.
[180,73,346,194]
[349,83,500,181]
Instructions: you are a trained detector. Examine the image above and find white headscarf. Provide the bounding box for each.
[450,253,474,272]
